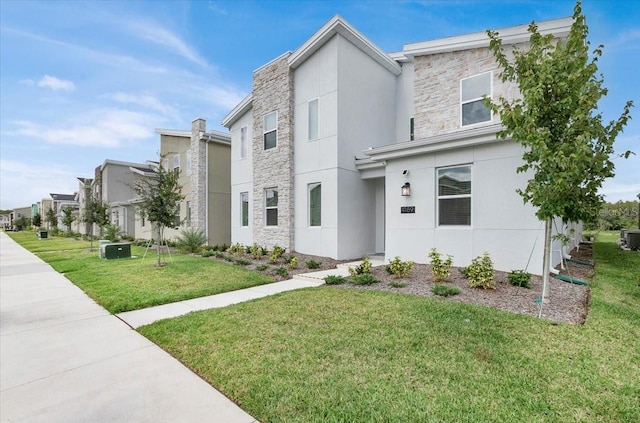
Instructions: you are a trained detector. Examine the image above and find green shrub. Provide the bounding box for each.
[202,245,214,252]
[214,251,225,259]
[387,256,414,278]
[431,284,461,297]
[256,264,269,271]
[249,243,267,260]
[268,245,286,264]
[467,252,495,289]
[288,256,298,270]
[428,248,453,282]
[390,281,408,288]
[324,275,347,285]
[459,266,470,278]
[274,267,288,278]
[201,250,214,258]
[350,273,380,285]
[227,243,245,255]
[306,259,321,269]
[235,258,251,266]
[176,228,207,254]
[507,269,532,288]
[348,257,372,277]
[103,224,122,242]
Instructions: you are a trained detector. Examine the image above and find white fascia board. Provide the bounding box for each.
[129,167,156,177]
[403,17,572,57]
[204,129,231,145]
[155,128,190,137]
[364,125,507,161]
[100,159,153,172]
[221,93,253,128]
[288,15,402,76]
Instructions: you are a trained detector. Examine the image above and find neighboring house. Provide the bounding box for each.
[75,177,93,235]
[0,212,11,229]
[222,15,580,275]
[92,159,155,239]
[11,206,32,229]
[50,193,79,232]
[156,118,231,245]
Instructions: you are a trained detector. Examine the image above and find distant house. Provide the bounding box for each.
[222,15,580,275]
[156,118,231,245]
[0,212,11,229]
[75,177,93,235]
[11,206,32,230]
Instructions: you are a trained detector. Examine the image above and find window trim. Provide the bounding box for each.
[263,111,277,150]
[460,71,493,127]
[240,192,249,227]
[437,164,472,227]
[308,182,321,227]
[240,126,248,159]
[265,188,278,227]
[308,98,319,141]
[172,154,180,175]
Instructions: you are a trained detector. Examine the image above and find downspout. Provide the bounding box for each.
[205,137,209,242]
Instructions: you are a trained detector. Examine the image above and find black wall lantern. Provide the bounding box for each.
[401,182,411,196]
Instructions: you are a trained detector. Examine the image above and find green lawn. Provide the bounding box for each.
[140,235,640,422]
[8,232,272,313]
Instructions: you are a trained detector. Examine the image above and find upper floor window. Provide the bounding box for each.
[438,165,472,226]
[162,158,169,171]
[308,183,321,227]
[308,98,318,140]
[172,154,180,174]
[241,192,249,227]
[240,126,248,158]
[461,72,492,126]
[410,117,415,141]
[186,149,192,176]
[263,111,277,150]
[265,188,278,226]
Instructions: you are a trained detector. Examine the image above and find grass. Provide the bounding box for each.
[7,231,272,313]
[140,234,640,422]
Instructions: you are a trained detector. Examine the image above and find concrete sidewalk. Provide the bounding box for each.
[0,232,258,423]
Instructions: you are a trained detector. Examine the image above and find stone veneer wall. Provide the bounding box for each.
[191,118,207,234]
[413,46,519,139]
[251,54,295,250]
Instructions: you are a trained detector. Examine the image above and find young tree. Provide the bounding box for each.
[83,194,109,249]
[132,158,185,266]
[61,207,76,235]
[32,212,42,228]
[486,1,633,301]
[45,207,58,230]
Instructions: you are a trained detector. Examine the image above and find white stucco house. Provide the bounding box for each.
[221,15,581,275]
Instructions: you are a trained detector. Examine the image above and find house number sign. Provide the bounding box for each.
[401,206,415,214]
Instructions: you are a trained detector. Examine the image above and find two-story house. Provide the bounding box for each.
[222,15,578,275]
[156,118,231,246]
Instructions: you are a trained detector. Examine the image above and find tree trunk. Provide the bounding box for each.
[541,218,553,303]
[156,225,162,267]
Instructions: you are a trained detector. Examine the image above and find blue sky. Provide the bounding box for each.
[1,0,638,210]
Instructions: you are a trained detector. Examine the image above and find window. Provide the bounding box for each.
[308,99,318,140]
[186,150,192,176]
[186,201,191,227]
[265,188,278,226]
[174,204,181,228]
[173,154,180,174]
[308,183,321,226]
[241,192,249,227]
[240,126,248,158]
[410,117,414,141]
[162,158,169,171]
[461,72,492,126]
[438,165,471,226]
[263,111,277,150]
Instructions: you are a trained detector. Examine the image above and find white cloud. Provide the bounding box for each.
[38,75,75,91]
[208,1,228,15]
[7,109,156,148]
[125,20,208,67]
[608,29,640,50]
[102,92,178,118]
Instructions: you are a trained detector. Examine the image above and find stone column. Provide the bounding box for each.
[191,118,207,236]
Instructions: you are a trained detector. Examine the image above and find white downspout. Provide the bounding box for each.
[205,138,209,241]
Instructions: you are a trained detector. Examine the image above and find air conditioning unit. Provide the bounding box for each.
[626,230,640,251]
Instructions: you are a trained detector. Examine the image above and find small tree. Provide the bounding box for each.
[132,157,185,266]
[32,212,42,228]
[83,194,109,249]
[61,207,76,235]
[45,208,58,230]
[486,1,633,301]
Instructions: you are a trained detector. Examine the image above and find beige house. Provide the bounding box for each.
[156,118,231,245]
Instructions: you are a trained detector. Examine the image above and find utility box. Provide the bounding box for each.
[101,242,131,260]
[626,231,640,250]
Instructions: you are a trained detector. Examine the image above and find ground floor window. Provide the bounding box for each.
[437,165,471,226]
[241,192,249,227]
[308,183,321,226]
[265,188,278,226]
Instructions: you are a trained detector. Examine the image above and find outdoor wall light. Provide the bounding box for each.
[402,182,411,196]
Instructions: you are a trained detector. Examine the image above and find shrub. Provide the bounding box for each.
[235,258,251,266]
[202,245,214,252]
[268,245,286,264]
[288,256,298,270]
[348,257,372,277]
[176,228,207,254]
[324,275,347,285]
[387,256,414,278]
[226,243,245,255]
[428,248,453,282]
[459,266,470,278]
[249,243,267,260]
[274,267,288,278]
[467,252,495,289]
[201,250,214,258]
[350,273,380,285]
[256,264,269,271]
[431,284,461,297]
[214,251,225,259]
[507,269,532,288]
[390,281,408,288]
[103,224,122,242]
[306,259,321,269]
